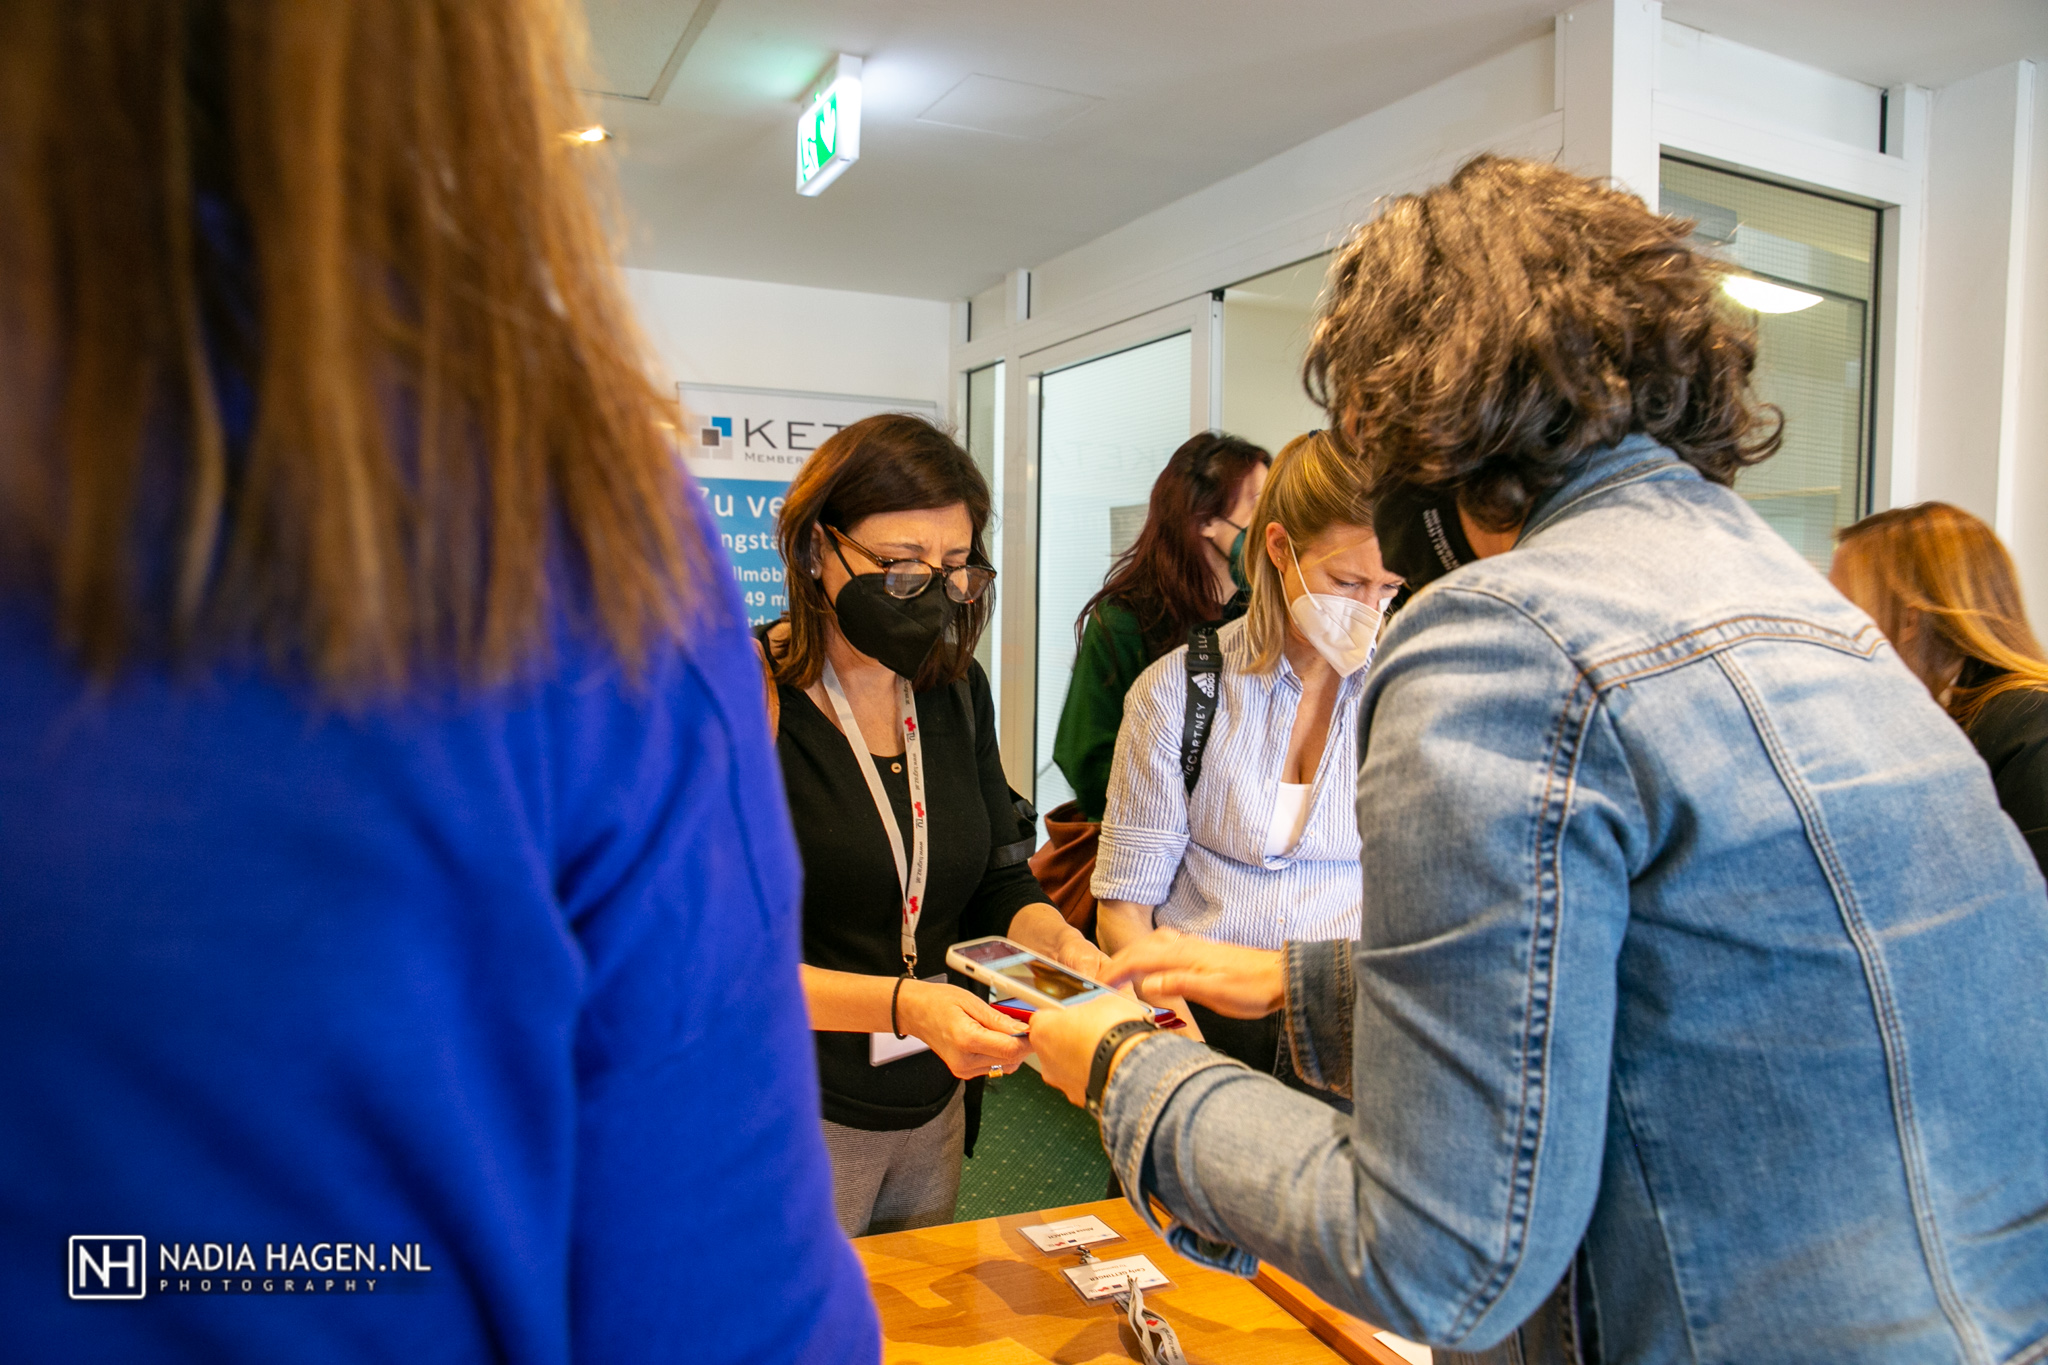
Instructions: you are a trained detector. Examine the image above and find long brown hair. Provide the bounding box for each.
[1833,503,2048,726]
[1303,154,1782,531]
[0,0,705,697]
[1076,431,1269,657]
[1241,431,1377,673]
[770,413,993,693]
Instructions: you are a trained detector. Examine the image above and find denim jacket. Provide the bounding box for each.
[1098,437,2048,1364]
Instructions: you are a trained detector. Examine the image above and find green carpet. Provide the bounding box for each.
[955,1062,1110,1221]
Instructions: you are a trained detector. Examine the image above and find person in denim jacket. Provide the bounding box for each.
[1030,154,2048,1364]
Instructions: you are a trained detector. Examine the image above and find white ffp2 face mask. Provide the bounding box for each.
[1286,540,1383,677]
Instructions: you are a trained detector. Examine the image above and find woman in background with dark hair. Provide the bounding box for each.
[1035,433,1268,926]
[1831,501,2048,875]
[761,412,1111,1237]
[1056,432,1270,821]
[0,1,874,1359]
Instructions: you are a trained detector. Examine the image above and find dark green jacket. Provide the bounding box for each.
[1052,590,1247,821]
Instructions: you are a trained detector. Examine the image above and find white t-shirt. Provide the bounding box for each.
[1092,617,1367,949]
[1265,782,1313,859]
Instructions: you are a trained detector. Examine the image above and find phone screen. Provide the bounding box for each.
[958,939,1107,1003]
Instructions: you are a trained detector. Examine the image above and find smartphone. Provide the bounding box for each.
[990,996,1187,1029]
[950,936,1186,1024]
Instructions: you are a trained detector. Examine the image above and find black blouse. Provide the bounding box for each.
[1960,662,2048,879]
[770,653,1046,1130]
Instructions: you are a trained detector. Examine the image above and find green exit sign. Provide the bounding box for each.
[797,55,863,196]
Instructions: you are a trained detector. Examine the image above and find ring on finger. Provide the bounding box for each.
[989,1063,1003,1078]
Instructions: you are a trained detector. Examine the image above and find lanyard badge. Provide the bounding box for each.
[820,660,929,978]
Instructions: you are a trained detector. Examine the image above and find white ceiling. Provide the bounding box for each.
[588,0,2048,302]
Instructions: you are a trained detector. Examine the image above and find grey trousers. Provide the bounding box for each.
[821,1085,965,1238]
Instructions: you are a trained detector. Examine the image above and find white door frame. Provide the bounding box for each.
[1653,91,1927,514]
[991,295,1219,797]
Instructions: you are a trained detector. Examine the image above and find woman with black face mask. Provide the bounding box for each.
[757,413,1114,1238]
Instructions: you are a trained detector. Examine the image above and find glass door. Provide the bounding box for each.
[1033,332,1194,822]
[965,361,1004,717]
[1661,157,1881,568]
[1219,253,1332,455]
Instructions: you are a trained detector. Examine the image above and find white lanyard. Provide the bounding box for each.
[820,659,929,977]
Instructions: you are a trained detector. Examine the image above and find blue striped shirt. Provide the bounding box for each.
[1092,617,1365,948]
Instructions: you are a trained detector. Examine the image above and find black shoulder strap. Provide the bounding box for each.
[1181,623,1223,793]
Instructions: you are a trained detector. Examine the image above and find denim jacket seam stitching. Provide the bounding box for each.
[1520,448,1685,540]
[1281,941,1319,1090]
[1589,630,1877,694]
[2005,1326,2048,1365]
[1106,1041,1245,1234]
[1446,674,1594,1340]
[1283,941,1355,1096]
[1436,586,1579,662]
[1715,652,1991,1365]
[1607,1068,1707,1362]
[1329,948,1355,1098]
[1129,1054,1246,1240]
[1584,617,1883,683]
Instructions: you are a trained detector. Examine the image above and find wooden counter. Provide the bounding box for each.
[854,1197,1423,1365]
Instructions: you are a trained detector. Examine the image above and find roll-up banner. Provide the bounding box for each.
[676,383,940,626]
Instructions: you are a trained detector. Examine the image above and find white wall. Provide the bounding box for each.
[2013,72,2048,616]
[1020,36,1562,342]
[1657,20,1883,152]
[622,267,951,407]
[1916,62,2036,536]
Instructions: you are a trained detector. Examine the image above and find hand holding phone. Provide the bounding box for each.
[990,997,1185,1029]
[947,937,1184,1027]
[897,979,1033,1079]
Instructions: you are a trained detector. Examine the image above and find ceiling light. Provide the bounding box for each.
[1721,274,1822,314]
[796,55,862,196]
[570,125,609,144]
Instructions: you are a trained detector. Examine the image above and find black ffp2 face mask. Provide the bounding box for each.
[1372,480,1477,592]
[831,572,959,682]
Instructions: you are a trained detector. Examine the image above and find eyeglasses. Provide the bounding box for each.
[828,527,997,603]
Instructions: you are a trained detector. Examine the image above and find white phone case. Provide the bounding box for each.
[944,936,1119,1011]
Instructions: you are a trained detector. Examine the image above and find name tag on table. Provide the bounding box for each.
[1062,1254,1171,1303]
[1019,1215,1121,1252]
[870,974,949,1066]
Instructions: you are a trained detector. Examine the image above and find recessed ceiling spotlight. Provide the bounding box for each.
[569,125,610,144]
[1721,274,1822,314]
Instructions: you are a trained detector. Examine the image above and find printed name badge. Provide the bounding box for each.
[1019,1215,1121,1253]
[1062,1254,1171,1304]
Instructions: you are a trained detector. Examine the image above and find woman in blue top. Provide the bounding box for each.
[0,4,873,1362]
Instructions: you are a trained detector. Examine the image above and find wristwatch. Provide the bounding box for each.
[1085,1018,1160,1118]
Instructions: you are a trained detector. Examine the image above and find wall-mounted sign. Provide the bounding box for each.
[677,382,939,625]
[796,55,862,196]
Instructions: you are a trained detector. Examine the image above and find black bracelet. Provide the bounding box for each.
[1085,1018,1160,1118]
[890,975,909,1040]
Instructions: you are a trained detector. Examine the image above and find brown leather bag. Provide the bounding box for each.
[1028,800,1101,935]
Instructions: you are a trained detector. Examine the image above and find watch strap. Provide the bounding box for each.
[1086,1018,1160,1117]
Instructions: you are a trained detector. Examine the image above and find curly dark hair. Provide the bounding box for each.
[1303,154,1782,531]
